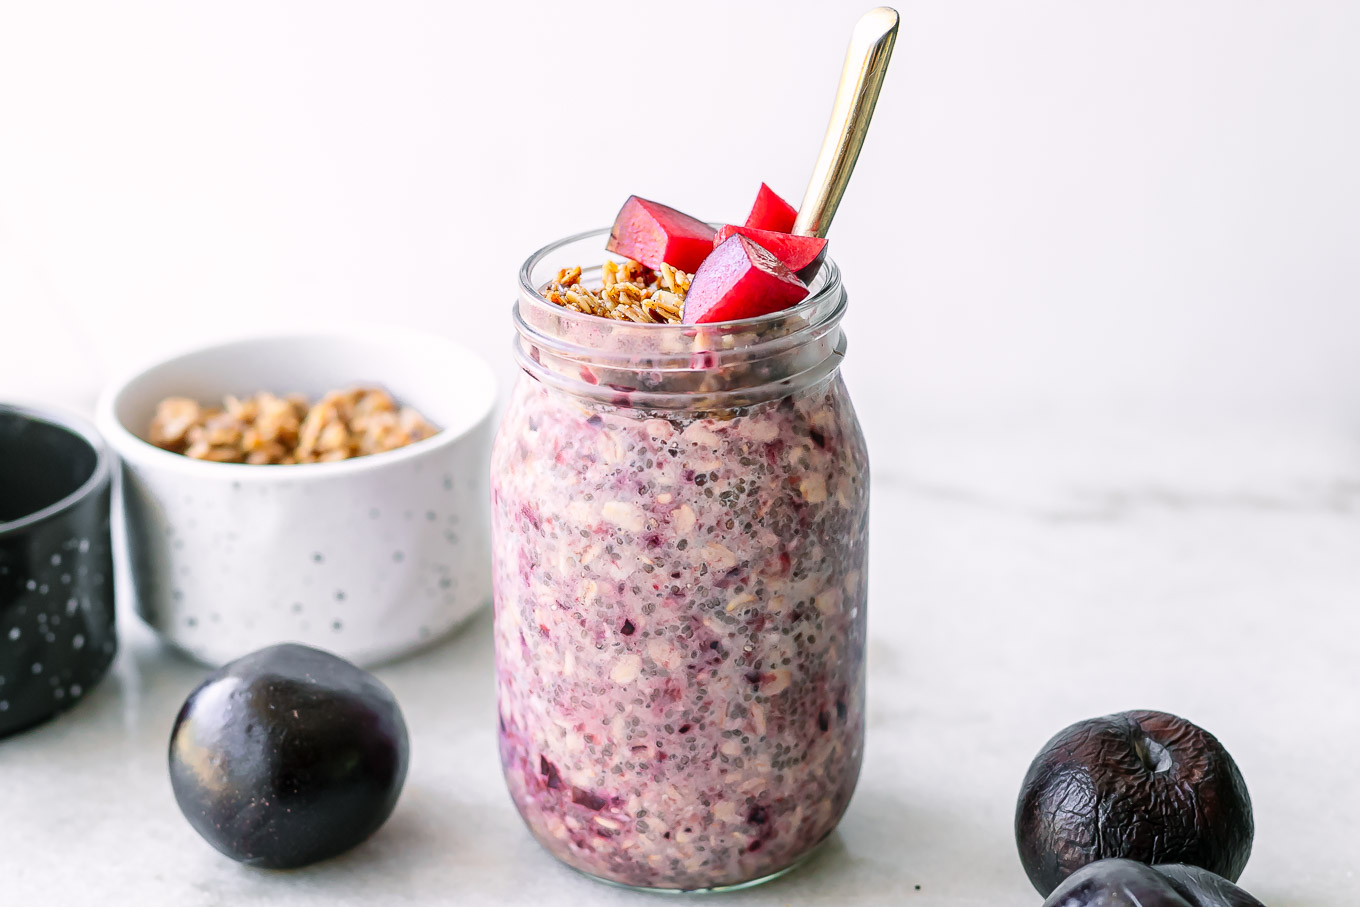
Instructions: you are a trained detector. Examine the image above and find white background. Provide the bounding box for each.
[2,0,1357,423]
[2,3,1359,906]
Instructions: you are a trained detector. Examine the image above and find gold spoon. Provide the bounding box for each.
[793,7,900,239]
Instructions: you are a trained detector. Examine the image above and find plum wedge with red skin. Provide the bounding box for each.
[712,225,828,273]
[681,234,809,324]
[606,196,714,273]
[743,182,798,233]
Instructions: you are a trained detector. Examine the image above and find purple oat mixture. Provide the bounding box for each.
[491,373,869,889]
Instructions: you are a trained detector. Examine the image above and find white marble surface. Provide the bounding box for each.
[2,406,1357,906]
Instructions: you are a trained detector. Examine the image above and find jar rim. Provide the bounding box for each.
[517,227,845,333]
[516,228,847,365]
[512,229,848,410]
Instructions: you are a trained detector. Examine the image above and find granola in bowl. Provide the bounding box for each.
[148,387,439,464]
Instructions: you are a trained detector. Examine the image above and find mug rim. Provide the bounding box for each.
[0,403,112,538]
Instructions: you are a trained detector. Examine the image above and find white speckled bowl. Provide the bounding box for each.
[95,329,497,667]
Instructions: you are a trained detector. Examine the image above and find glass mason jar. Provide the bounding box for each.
[492,230,870,892]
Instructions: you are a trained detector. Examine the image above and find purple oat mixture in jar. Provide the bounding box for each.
[491,230,870,892]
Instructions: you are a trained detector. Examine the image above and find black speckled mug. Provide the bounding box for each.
[0,404,116,737]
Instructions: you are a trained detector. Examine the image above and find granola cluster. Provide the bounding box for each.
[149,387,439,464]
[541,260,691,324]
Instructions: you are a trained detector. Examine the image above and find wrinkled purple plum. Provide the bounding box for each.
[1016,710,1253,895]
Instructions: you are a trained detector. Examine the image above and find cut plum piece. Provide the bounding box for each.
[606,196,714,273]
[681,234,809,324]
[743,183,798,233]
[712,225,828,273]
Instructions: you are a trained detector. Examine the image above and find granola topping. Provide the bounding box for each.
[541,260,692,324]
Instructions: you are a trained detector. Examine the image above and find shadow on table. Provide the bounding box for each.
[715,793,997,904]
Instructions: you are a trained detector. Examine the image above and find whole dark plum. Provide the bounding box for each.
[1043,860,1193,907]
[168,643,409,868]
[1156,864,1266,907]
[1016,710,1253,896]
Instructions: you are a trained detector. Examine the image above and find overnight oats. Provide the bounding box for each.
[492,196,869,891]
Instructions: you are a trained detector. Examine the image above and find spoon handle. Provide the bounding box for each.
[793,7,900,239]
